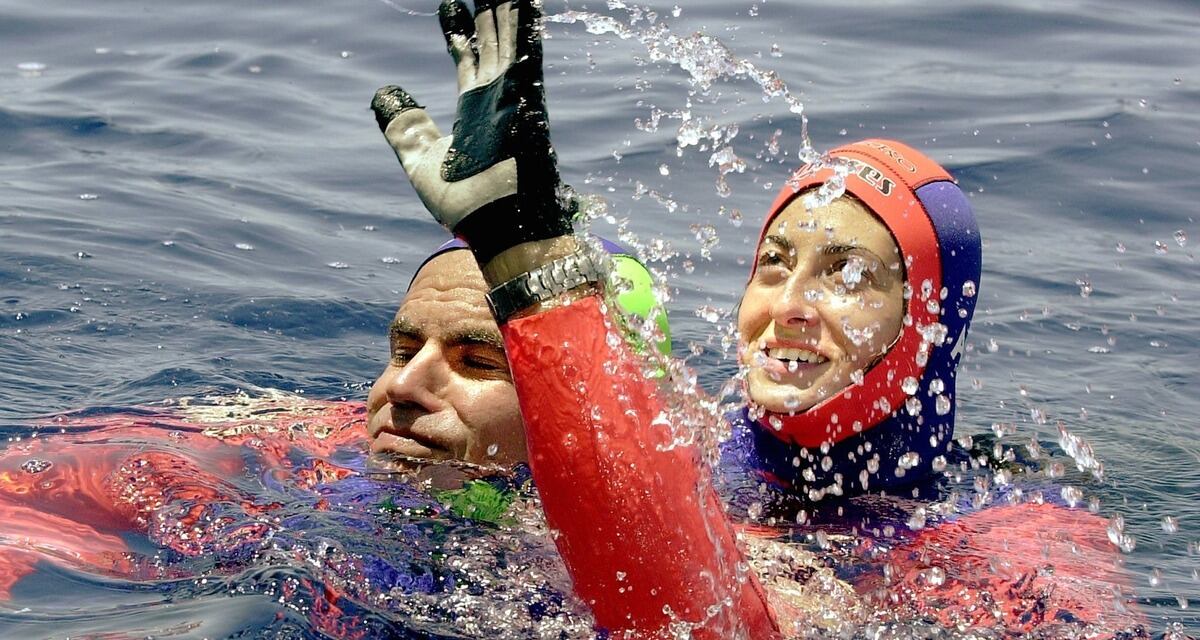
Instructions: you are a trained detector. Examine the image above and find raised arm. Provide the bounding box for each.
[370,1,778,636]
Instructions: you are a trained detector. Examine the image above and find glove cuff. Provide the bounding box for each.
[454,194,578,264]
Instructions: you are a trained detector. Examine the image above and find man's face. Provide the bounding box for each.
[366,251,526,467]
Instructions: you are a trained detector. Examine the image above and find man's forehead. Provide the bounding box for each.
[395,252,497,337]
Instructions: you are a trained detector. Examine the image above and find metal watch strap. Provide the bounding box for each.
[486,250,603,322]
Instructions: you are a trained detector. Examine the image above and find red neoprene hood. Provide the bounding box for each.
[750,139,955,448]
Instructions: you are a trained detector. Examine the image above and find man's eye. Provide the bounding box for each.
[390,342,420,366]
[464,355,505,371]
[458,350,510,380]
[391,351,415,366]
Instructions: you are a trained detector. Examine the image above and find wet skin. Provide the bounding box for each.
[738,194,906,414]
[366,250,526,467]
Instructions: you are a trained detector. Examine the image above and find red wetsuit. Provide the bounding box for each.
[501,295,1148,639]
[0,399,365,600]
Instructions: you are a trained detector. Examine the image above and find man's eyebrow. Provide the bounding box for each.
[390,318,504,351]
[389,318,424,343]
[445,328,505,352]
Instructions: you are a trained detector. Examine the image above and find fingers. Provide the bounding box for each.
[494,0,518,71]
[473,0,499,80]
[371,85,422,132]
[372,85,444,172]
[514,0,545,72]
[439,0,478,89]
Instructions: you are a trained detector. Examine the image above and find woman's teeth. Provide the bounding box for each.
[767,347,825,364]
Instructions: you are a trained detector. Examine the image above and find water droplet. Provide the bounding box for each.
[901,376,919,395]
[994,469,1012,486]
[840,256,866,287]
[907,507,927,530]
[769,43,782,58]
[1061,485,1082,508]
[1075,279,1093,298]
[326,261,350,269]
[21,459,52,474]
[486,443,499,457]
[78,193,99,201]
[235,243,254,251]
[1155,240,1169,255]
[935,395,952,416]
[658,164,670,176]
[1162,516,1179,534]
[1115,242,1126,253]
[380,256,401,264]
[931,455,947,472]
[1174,229,1187,247]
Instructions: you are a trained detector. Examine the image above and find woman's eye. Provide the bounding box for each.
[756,250,786,268]
[830,256,874,287]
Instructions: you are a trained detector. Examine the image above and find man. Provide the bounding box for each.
[367,245,527,469]
[0,244,532,605]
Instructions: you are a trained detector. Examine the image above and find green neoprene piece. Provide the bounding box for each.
[611,254,672,355]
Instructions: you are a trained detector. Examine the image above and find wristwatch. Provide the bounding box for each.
[486,249,604,322]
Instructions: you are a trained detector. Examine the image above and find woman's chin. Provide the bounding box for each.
[746,381,821,415]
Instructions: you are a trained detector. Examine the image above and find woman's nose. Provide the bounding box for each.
[385,343,447,410]
[772,273,821,328]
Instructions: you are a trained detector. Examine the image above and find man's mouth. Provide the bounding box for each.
[367,408,454,460]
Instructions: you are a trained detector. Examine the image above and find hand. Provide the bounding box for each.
[372,0,576,264]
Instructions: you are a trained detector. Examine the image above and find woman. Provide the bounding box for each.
[370,0,1141,637]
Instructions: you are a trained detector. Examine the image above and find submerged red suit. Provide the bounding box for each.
[499,140,1146,638]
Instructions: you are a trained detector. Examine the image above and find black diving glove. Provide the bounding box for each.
[371,0,576,264]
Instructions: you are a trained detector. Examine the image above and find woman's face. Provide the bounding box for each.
[738,194,906,414]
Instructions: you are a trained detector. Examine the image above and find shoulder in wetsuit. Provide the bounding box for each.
[369,1,1148,636]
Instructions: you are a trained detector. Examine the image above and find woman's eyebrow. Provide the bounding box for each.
[760,234,794,253]
[822,243,885,264]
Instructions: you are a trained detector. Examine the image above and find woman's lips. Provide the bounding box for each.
[754,345,829,379]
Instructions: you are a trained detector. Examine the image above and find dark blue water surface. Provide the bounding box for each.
[3,0,1199,636]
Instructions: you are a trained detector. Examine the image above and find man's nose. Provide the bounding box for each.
[385,343,447,411]
[772,272,821,328]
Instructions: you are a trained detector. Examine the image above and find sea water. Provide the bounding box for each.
[2,0,1198,636]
